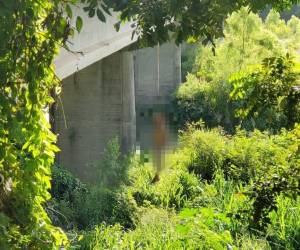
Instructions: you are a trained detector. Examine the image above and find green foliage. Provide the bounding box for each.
[72,187,137,230]
[0,0,121,247]
[175,122,300,183]
[174,9,300,132]
[174,123,300,242]
[47,165,88,229]
[181,43,199,80]
[230,54,300,130]
[72,5,300,250]
[91,137,130,189]
[95,0,300,46]
[51,165,88,202]
[49,171,138,231]
[245,125,300,230]
[268,196,300,249]
[175,207,234,250]
[74,124,300,249]
[78,207,236,250]
[174,74,238,132]
[249,171,299,230]
[49,147,202,242]
[175,123,227,180]
[49,120,299,250]
[49,149,138,230]
[0,1,72,247]
[1,0,299,248]
[78,224,125,250]
[78,172,300,250]
[195,8,287,81]
[128,163,200,210]
[191,171,300,250]
[76,16,83,33]
[49,138,137,230]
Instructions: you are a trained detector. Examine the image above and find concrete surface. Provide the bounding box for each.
[54,49,136,181]
[134,43,181,106]
[54,7,136,80]
[53,7,181,181]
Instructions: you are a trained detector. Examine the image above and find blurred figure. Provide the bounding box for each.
[151,112,167,183]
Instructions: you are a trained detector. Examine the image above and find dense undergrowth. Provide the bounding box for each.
[49,123,300,249]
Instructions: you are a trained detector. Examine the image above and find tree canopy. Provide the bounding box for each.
[175,8,300,132]
[91,0,300,46]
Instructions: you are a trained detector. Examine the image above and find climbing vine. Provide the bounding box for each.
[0,1,74,248]
[0,0,124,247]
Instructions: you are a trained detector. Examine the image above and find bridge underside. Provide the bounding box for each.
[54,41,181,182]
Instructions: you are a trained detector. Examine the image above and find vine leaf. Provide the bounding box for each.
[97,9,106,22]
[76,16,83,33]
[114,21,121,32]
[88,8,95,18]
[66,4,72,19]
[101,4,111,16]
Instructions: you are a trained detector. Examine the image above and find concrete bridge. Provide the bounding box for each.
[54,9,181,181]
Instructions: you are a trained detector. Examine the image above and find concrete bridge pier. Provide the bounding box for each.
[121,51,136,154]
[54,49,136,181]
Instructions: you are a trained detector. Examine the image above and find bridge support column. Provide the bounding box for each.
[121,51,136,153]
[54,49,135,181]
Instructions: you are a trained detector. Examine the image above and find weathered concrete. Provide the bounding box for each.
[54,9,136,80]
[134,43,181,153]
[121,51,136,153]
[53,13,181,181]
[54,49,136,181]
[134,43,181,106]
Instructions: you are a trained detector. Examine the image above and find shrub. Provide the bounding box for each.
[47,165,88,230]
[174,123,299,184]
[185,170,300,249]
[52,126,299,249]
[78,204,275,250]
[78,207,235,250]
[90,137,131,189]
[72,187,138,230]
[128,163,200,210]
[267,196,300,249]
[48,138,140,230]
[175,123,300,239]
[237,125,300,231]
[189,170,250,218]
[173,74,238,132]
[49,166,138,231]
[50,165,88,202]
[230,54,300,132]
[175,123,227,180]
